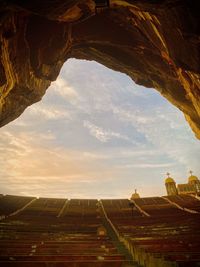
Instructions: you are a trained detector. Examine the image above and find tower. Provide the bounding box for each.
[188,171,200,195]
[165,172,178,196]
[131,189,140,200]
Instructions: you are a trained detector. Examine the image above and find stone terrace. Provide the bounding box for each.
[0,194,200,267]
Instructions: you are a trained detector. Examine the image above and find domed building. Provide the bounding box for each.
[188,173,199,184]
[165,171,200,196]
[165,173,178,196]
[187,171,200,194]
[131,189,140,200]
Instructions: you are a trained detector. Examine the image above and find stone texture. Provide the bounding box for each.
[0,0,200,138]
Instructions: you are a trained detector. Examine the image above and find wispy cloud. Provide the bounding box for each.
[51,77,79,102]
[117,163,176,169]
[0,58,199,198]
[28,104,71,120]
[109,102,200,173]
[83,120,133,143]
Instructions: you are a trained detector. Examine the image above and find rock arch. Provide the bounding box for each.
[0,0,199,138]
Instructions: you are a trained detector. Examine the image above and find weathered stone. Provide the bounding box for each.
[0,0,200,138]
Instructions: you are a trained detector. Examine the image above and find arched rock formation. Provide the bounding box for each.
[0,0,200,138]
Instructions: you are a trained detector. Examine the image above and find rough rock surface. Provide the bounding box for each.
[0,0,200,138]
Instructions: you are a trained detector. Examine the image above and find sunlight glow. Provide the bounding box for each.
[0,59,199,198]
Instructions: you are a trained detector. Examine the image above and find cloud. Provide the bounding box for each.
[108,101,200,173]
[0,58,200,199]
[117,163,176,169]
[120,149,163,157]
[111,105,155,125]
[83,120,133,143]
[28,104,71,120]
[51,77,79,103]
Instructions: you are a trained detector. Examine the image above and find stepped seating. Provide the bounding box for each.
[0,241,118,255]
[19,197,66,217]
[134,197,187,216]
[165,195,200,212]
[61,199,99,219]
[0,197,128,267]
[0,261,125,267]
[102,199,142,218]
[133,197,166,206]
[58,199,101,234]
[101,198,200,267]
[1,195,199,266]
[0,195,35,217]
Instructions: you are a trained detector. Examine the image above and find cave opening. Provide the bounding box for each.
[0,2,200,265]
[0,58,199,199]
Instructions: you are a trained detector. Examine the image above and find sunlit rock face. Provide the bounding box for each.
[0,0,200,138]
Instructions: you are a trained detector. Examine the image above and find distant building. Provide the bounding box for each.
[131,189,140,200]
[165,171,200,196]
[165,173,178,196]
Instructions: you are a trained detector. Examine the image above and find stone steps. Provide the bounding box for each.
[99,202,140,267]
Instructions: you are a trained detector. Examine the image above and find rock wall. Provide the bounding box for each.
[0,0,199,138]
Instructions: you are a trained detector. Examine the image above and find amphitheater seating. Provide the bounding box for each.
[19,197,66,217]
[61,199,99,218]
[0,195,200,267]
[0,197,128,267]
[101,199,142,218]
[101,197,200,267]
[133,196,187,216]
[165,194,200,212]
[0,195,35,217]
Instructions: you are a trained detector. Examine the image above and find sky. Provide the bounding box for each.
[0,59,200,199]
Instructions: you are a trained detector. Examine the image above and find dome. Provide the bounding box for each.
[131,189,140,199]
[188,175,199,183]
[165,177,175,184]
[131,192,140,199]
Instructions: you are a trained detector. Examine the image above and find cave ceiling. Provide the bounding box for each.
[0,0,199,138]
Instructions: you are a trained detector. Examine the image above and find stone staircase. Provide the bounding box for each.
[99,201,140,267]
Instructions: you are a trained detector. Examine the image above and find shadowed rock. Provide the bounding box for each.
[0,0,200,138]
